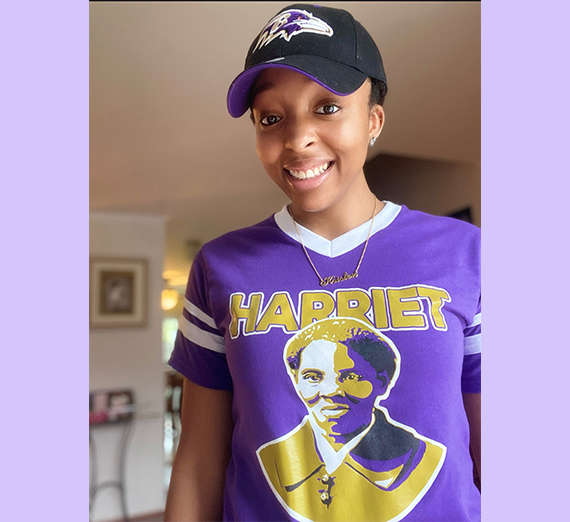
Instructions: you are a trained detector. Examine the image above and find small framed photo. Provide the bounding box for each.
[89,389,135,425]
[90,257,148,327]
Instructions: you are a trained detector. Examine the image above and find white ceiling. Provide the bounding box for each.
[90,2,480,281]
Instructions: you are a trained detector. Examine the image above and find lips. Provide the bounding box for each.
[320,404,349,417]
[284,161,333,180]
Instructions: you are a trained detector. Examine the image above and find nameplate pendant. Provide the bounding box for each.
[319,271,359,287]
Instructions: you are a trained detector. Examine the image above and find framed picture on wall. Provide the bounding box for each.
[89,257,148,327]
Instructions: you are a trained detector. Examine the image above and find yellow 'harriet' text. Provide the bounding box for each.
[229,286,450,339]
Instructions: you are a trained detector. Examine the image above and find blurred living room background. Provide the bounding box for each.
[89,3,480,521]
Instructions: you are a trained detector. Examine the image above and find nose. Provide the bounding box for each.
[283,115,316,152]
[320,373,344,398]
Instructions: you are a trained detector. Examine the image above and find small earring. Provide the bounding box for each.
[370,136,377,147]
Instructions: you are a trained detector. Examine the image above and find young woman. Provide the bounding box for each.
[165,4,481,521]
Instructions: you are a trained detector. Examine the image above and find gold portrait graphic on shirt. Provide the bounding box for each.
[256,317,447,522]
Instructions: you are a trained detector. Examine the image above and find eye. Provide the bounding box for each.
[340,371,363,382]
[316,104,340,115]
[302,370,324,383]
[259,114,282,126]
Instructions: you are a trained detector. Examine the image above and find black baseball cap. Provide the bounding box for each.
[227,4,387,118]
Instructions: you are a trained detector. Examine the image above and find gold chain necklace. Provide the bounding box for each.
[291,197,377,287]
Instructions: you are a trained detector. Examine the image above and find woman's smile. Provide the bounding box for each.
[284,161,333,180]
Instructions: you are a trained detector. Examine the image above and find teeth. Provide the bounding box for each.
[288,162,330,179]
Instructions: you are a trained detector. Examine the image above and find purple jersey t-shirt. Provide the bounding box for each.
[169,202,481,522]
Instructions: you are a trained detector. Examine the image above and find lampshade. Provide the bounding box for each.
[161,289,179,311]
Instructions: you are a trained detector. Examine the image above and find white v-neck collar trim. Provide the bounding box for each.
[273,201,402,258]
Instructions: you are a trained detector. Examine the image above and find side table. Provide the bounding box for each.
[89,417,134,522]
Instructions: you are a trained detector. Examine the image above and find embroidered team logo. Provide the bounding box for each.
[256,317,447,522]
[253,9,333,54]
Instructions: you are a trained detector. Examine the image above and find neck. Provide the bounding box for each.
[289,176,384,240]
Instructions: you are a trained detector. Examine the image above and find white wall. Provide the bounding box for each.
[90,212,166,521]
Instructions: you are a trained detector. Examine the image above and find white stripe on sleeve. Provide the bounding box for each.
[464,333,481,355]
[179,315,226,354]
[468,313,481,328]
[184,298,218,330]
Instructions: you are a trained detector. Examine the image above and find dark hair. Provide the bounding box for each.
[287,346,305,371]
[369,77,388,108]
[286,321,397,384]
[340,333,397,382]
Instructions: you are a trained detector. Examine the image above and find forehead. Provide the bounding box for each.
[300,339,354,370]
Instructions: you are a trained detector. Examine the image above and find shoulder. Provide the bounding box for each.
[392,205,480,257]
[397,205,480,239]
[199,214,281,259]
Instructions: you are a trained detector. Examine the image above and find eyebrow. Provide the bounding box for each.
[249,81,276,124]
[250,81,275,103]
[301,368,324,374]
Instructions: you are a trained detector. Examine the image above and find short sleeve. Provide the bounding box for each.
[168,250,233,391]
[461,297,481,393]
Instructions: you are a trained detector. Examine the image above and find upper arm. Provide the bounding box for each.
[164,378,233,521]
[463,392,481,487]
[178,376,234,449]
[462,293,481,486]
[176,377,234,489]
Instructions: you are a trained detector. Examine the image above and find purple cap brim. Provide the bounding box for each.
[227,56,368,118]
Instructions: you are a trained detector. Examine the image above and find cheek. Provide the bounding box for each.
[297,378,320,401]
[333,120,370,164]
[255,131,278,160]
[255,135,268,166]
[342,380,373,399]
[255,134,284,181]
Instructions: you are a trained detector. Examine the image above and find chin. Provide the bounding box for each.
[288,192,340,215]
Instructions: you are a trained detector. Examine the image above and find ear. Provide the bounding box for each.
[375,371,390,394]
[368,104,385,141]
